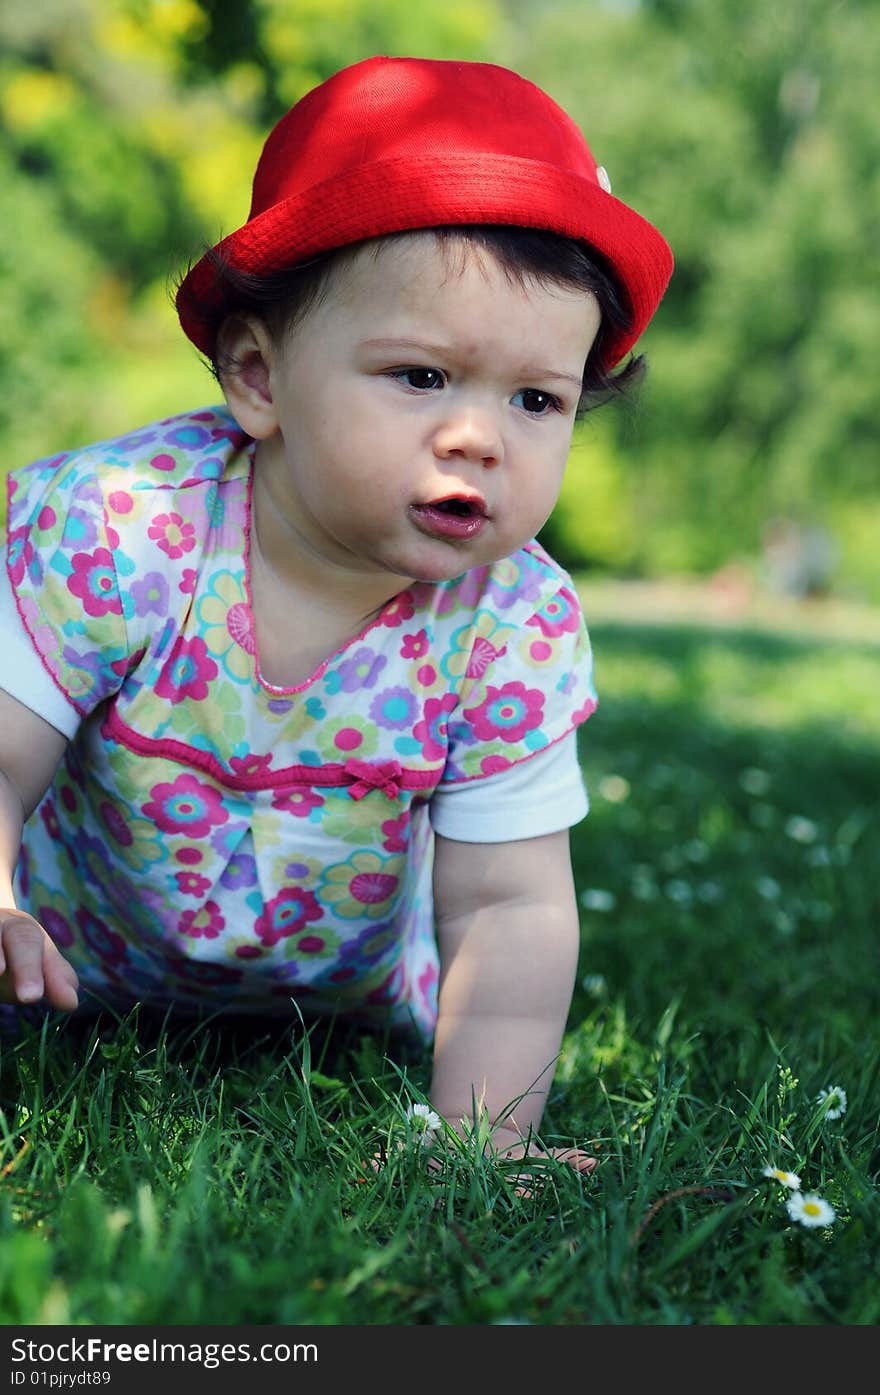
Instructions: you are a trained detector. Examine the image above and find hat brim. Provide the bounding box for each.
[177,153,673,369]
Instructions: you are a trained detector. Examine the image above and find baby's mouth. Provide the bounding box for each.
[432,497,482,517]
[411,494,489,540]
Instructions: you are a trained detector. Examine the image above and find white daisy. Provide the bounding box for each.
[763,1165,802,1190]
[816,1085,847,1120]
[405,1102,442,1145]
[786,1192,836,1228]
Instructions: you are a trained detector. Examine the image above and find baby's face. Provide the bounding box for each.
[243,232,600,589]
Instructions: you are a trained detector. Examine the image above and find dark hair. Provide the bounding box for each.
[177,226,643,412]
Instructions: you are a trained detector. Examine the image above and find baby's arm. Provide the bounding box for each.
[0,690,78,1010]
[430,828,591,1167]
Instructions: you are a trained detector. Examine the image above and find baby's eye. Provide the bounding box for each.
[513,389,561,416]
[392,367,446,391]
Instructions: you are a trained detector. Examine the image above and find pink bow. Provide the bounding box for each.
[344,758,404,800]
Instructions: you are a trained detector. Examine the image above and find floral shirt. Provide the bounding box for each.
[6,406,597,1037]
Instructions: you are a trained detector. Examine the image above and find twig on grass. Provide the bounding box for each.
[629,1184,737,1248]
[0,1138,30,1179]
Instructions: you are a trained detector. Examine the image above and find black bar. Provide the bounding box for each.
[0,1323,857,1390]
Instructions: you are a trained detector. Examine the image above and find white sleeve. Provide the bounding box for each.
[0,563,79,738]
[429,729,588,844]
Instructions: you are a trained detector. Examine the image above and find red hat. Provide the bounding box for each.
[176,55,673,369]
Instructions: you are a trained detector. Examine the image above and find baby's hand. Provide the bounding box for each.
[369,1116,597,1198]
[0,908,79,1011]
[482,1126,598,1194]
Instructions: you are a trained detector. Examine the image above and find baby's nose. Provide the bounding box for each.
[432,409,504,467]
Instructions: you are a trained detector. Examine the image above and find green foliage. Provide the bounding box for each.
[507,0,880,592]
[0,150,104,472]
[539,416,641,574]
[1,0,878,589]
[246,0,499,110]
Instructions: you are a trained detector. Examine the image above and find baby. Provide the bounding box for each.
[0,56,672,1171]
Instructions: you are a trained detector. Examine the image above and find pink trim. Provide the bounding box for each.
[242,461,415,696]
[5,474,85,718]
[102,706,438,793]
[440,699,598,785]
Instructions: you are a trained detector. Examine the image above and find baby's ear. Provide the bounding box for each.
[216,315,279,439]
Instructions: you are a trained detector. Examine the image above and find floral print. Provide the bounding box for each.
[129,571,170,617]
[67,548,122,617]
[326,645,387,694]
[412,695,459,762]
[400,628,429,660]
[315,715,380,762]
[97,801,165,872]
[148,511,197,559]
[196,569,254,682]
[369,687,419,731]
[7,405,596,1037]
[441,612,517,683]
[271,788,325,819]
[155,635,218,702]
[142,773,229,837]
[179,901,226,940]
[253,887,324,948]
[218,850,258,889]
[464,681,545,744]
[319,851,402,920]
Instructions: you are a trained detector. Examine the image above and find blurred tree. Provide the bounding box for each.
[0,0,500,522]
[0,0,224,491]
[0,148,105,470]
[1,0,877,600]
[514,0,879,594]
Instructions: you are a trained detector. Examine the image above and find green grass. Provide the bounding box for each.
[2,605,878,1325]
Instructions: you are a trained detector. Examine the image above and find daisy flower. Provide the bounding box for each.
[405,1103,443,1145]
[786,1192,836,1228]
[762,1165,802,1190]
[816,1085,847,1120]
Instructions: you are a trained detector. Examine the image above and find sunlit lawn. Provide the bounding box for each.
[1,589,878,1325]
